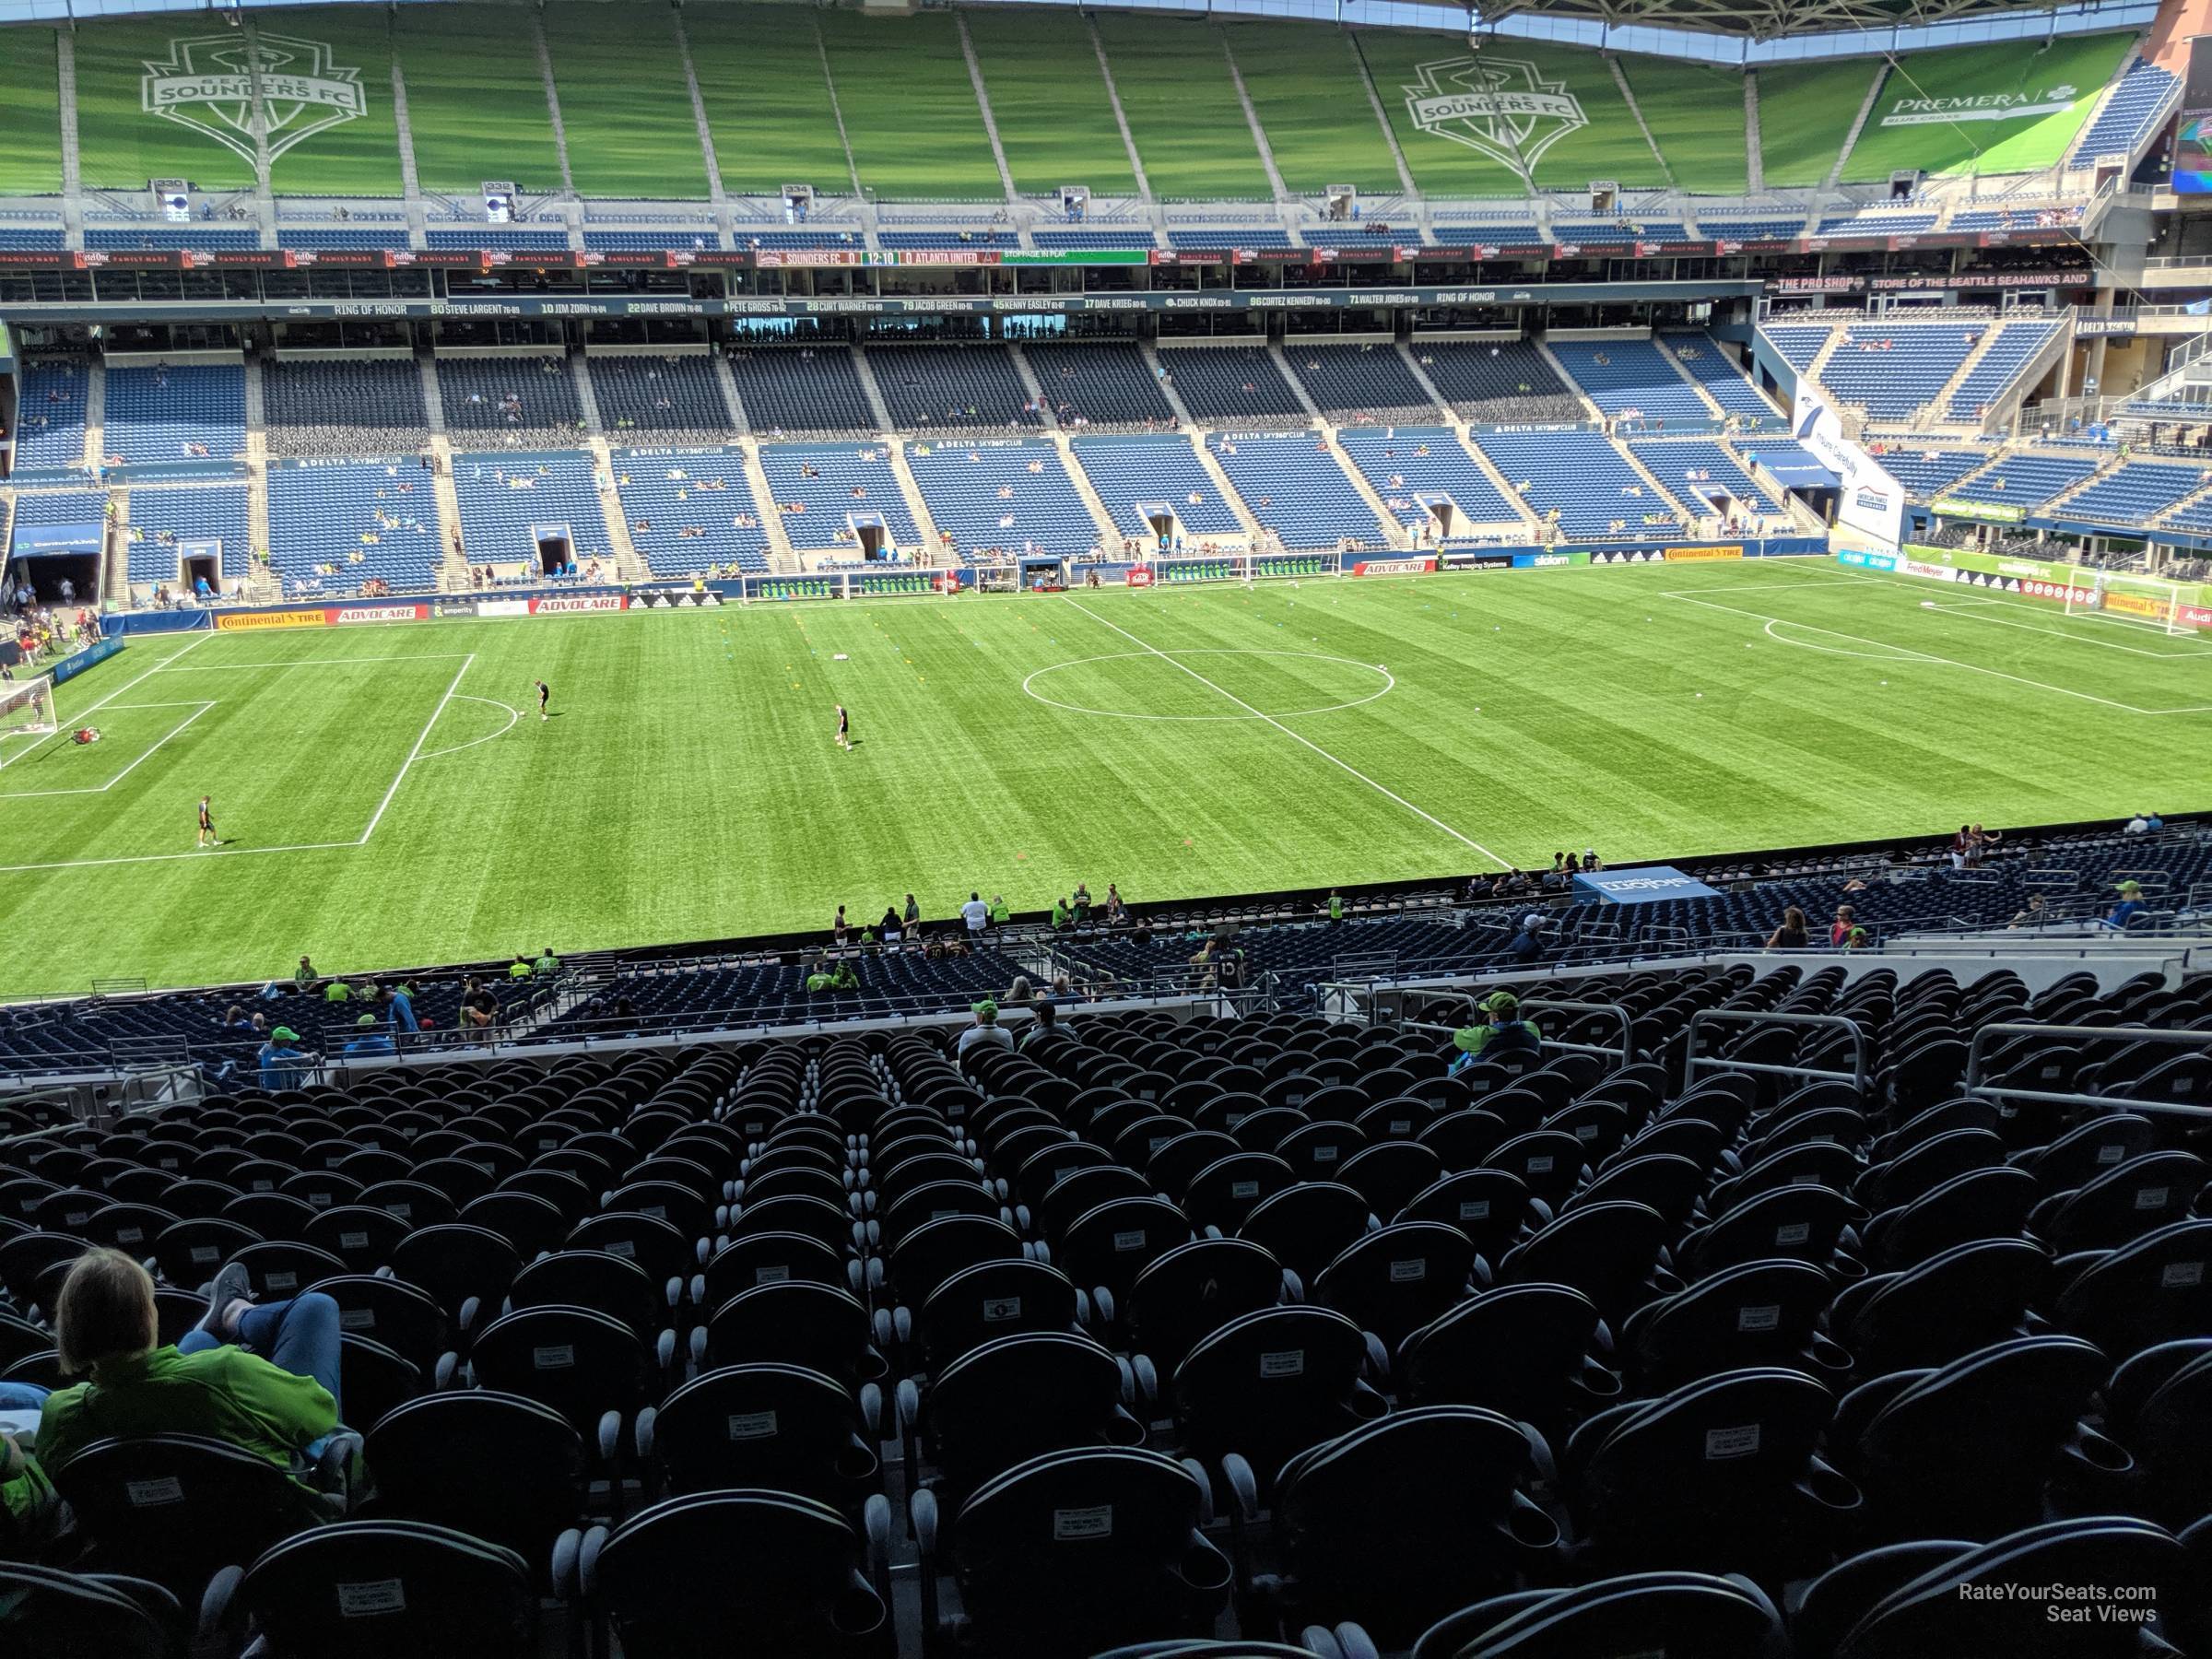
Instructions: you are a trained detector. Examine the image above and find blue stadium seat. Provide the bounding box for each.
[1945,322,2059,420]
[1281,344,1436,423]
[1019,344,1177,430]
[103,363,247,465]
[2070,58,2178,166]
[757,443,920,555]
[611,454,771,577]
[453,452,615,570]
[1069,436,1242,545]
[437,359,586,443]
[1547,338,1711,425]
[871,346,1041,436]
[589,356,735,444]
[1335,429,1523,535]
[267,460,444,594]
[905,441,1094,556]
[1206,434,1386,549]
[1417,340,1583,424]
[125,485,249,586]
[1154,347,1307,426]
[263,359,430,459]
[13,359,89,470]
[1473,429,1686,541]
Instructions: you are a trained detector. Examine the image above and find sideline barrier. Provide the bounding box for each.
[1845,546,2212,630]
[45,634,125,687]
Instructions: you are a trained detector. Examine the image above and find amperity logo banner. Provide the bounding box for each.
[141,33,366,170]
[1403,56,1587,179]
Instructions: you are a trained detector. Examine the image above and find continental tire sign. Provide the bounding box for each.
[216,608,325,631]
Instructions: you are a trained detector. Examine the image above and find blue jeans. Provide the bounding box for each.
[179,1292,345,1444]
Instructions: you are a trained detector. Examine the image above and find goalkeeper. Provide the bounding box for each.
[71,726,100,746]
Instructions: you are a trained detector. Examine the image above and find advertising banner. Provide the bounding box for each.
[2175,35,2212,193]
[1664,545,1745,561]
[1439,552,1513,571]
[528,593,629,615]
[11,521,105,557]
[1351,558,1438,576]
[1930,497,2025,524]
[47,635,124,688]
[1792,385,1904,552]
[216,608,326,631]
[478,599,533,618]
[1511,551,1588,569]
[329,604,428,625]
[1575,866,1723,905]
[1834,549,1900,571]
[1125,569,1156,588]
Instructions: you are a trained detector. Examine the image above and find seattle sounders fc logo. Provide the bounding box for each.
[142,34,366,169]
[1404,56,1587,180]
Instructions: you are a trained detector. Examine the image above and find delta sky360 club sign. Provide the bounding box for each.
[140,32,367,169]
[1403,55,1588,181]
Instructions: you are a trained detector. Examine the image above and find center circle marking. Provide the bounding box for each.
[1021,649,1395,723]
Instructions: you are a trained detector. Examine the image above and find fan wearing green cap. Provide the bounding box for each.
[2104,880,2147,933]
[256,1026,309,1093]
[1446,990,1541,1077]
[343,1014,395,1057]
[958,998,1013,1062]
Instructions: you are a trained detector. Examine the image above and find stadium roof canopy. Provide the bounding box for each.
[1477,0,2131,31]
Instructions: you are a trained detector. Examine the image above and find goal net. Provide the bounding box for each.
[0,675,56,740]
[2062,571,2200,637]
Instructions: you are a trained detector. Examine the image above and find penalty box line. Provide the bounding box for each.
[0,654,481,876]
[1059,596,1508,869]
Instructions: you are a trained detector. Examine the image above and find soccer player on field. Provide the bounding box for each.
[834,703,851,751]
[196,795,217,849]
[535,679,550,721]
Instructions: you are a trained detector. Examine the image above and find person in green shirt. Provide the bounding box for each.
[508,956,534,981]
[293,956,317,993]
[323,978,350,1002]
[1446,990,1542,1077]
[37,1251,342,1479]
[1327,891,1345,923]
[989,894,1010,925]
[1051,897,1070,930]
[534,947,560,976]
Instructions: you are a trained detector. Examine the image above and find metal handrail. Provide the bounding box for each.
[1964,1021,2212,1121]
[1686,1007,1869,1095]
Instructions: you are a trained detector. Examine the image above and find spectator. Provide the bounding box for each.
[256,1026,309,1092]
[1326,890,1344,924]
[293,956,317,993]
[1446,990,1541,1075]
[1005,975,1035,1006]
[461,979,500,1029]
[960,891,989,938]
[2124,813,2149,835]
[805,959,859,994]
[36,1251,340,1480]
[1104,883,1125,924]
[1842,925,1871,951]
[1021,998,1058,1050]
[990,894,1010,925]
[343,1013,394,1056]
[2103,880,2147,932]
[1051,896,1070,930]
[380,982,418,1035]
[880,903,903,945]
[1830,904,1856,947]
[1765,907,1810,949]
[2008,894,2049,930]
[2145,811,2164,831]
[904,893,921,934]
[508,955,535,981]
[957,998,1012,1061]
[323,977,351,1004]
[1500,912,1547,965]
[1072,884,1091,925]
[831,907,848,947]
[1583,849,1603,873]
[534,947,560,977]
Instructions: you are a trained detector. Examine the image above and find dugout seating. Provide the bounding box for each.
[1152,347,1309,426]
[1413,340,1586,425]
[611,456,771,577]
[265,462,443,594]
[1471,428,1688,541]
[1547,338,1712,426]
[1279,344,1439,425]
[1656,333,1783,429]
[1071,436,1244,544]
[905,441,1095,556]
[452,453,614,569]
[587,355,735,444]
[5,943,2211,1657]
[13,359,89,470]
[1944,322,2061,421]
[436,358,587,444]
[757,444,922,555]
[726,347,879,439]
[1335,429,1524,536]
[124,485,250,586]
[1019,344,1178,431]
[1206,434,1390,549]
[101,364,247,465]
[261,359,431,460]
[870,346,1040,436]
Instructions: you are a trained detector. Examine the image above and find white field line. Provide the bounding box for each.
[1061,595,1508,868]
[358,653,475,843]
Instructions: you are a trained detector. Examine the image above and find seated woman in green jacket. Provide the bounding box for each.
[37,1249,342,1475]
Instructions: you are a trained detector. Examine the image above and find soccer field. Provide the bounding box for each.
[2,559,2206,997]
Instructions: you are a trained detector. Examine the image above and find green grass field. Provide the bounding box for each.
[3,560,2206,998]
[0,25,62,195]
[544,4,707,199]
[967,7,1137,197]
[688,6,855,196]
[817,10,1003,201]
[394,4,565,194]
[1096,14,1272,200]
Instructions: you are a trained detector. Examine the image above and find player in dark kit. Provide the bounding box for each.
[834,703,850,751]
[195,794,217,849]
[535,679,550,721]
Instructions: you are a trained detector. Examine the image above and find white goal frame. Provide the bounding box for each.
[0,675,57,740]
[2062,570,2194,637]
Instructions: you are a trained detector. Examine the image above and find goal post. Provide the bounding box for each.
[2062,570,2197,636]
[0,675,56,740]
